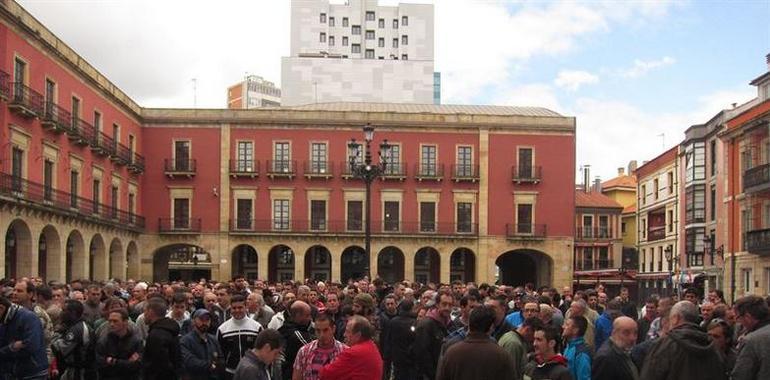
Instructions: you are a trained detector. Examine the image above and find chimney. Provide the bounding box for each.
[583,165,591,193]
[628,160,638,174]
[766,53,770,70]
[618,167,625,176]
[593,177,602,193]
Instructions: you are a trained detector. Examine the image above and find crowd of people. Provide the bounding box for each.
[0,275,769,380]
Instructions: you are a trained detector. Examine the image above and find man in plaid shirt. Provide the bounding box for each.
[291,311,347,380]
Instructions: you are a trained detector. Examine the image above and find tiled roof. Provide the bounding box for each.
[623,204,637,214]
[575,190,624,209]
[602,175,637,189]
[286,102,563,117]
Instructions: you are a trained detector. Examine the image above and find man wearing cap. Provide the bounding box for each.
[181,309,223,380]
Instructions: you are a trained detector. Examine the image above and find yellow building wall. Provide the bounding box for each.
[622,214,637,247]
[604,189,636,209]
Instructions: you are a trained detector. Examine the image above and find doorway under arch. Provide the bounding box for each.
[153,244,212,282]
[232,245,258,281]
[495,249,552,287]
[304,245,331,282]
[377,246,405,284]
[268,245,295,283]
[414,247,440,284]
[39,225,61,280]
[4,219,31,279]
[341,246,368,283]
[65,230,86,282]
[450,248,476,283]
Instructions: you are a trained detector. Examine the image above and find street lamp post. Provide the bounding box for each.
[348,124,391,279]
[703,235,726,293]
[664,245,674,297]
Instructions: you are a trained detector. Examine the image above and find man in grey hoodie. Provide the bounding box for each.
[233,329,283,380]
[732,295,770,380]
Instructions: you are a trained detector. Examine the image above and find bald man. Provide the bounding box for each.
[640,301,725,380]
[592,316,639,380]
[278,301,315,380]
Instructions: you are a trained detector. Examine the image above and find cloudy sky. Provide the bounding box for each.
[17,0,770,181]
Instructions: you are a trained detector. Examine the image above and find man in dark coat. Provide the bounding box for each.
[143,298,181,380]
[414,291,453,380]
[640,301,726,380]
[387,300,418,380]
[181,309,222,380]
[278,300,315,380]
[95,309,142,380]
[436,305,515,380]
[593,316,639,380]
[51,299,96,380]
[0,296,49,380]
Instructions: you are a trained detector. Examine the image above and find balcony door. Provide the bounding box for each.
[384,201,399,231]
[175,141,190,171]
[173,198,190,229]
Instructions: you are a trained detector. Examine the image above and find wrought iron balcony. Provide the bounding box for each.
[66,118,96,146]
[228,219,478,236]
[451,164,479,182]
[0,172,144,231]
[506,223,547,239]
[647,226,666,241]
[90,131,115,156]
[164,159,196,177]
[512,165,542,184]
[158,217,202,233]
[381,162,407,181]
[111,142,132,166]
[303,161,334,179]
[746,228,770,255]
[229,159,259,177]
[41,102,71,133]
[8,82,44,118]
[744,163,770,194]
[128,154,145,174]
[576,227,613,240]
[266,160,296,178]
[415,163,444,181]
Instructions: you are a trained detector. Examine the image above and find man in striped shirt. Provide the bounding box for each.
[217,295,264,380]
[292,311,347,380]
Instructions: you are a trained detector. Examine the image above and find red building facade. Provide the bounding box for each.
[0,1,576,286]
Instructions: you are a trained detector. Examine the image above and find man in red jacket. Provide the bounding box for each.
[319,315,383,380]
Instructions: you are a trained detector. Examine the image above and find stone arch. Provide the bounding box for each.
[126,241,140,280]
[340,245,367,283]
[414,247,440,285]
[232,244,258,281]
[109,238,124,280]
[153,244,212,282]
[450,247,476,283]
[495,249,553,287]
[304,245,332,282]
[65,230,86,282]
[4,219,32,279]
[39,225,61,281]
[377,246,405,284]
[89,234,107,281]
[268,244,295,283]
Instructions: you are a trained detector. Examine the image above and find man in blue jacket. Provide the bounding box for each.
[563,315,592,380]
[181,309,223,380]
[0,295,49,380]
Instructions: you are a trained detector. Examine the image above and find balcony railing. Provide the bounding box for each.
[415,163,444,181]
[66,117,96,146]
[576,227,613,240]
[381,162,407,180]
[158,217,202,233]
[164,159,196,177]
[128,154,145,174]
[266,160,296,178]
[111,142,132,166]
[512,166,542,184]
[41,102,72,133]
[9,82,44,118]
[229,219,478,236]
[577,259,613,271]
[0,70,9,101]
[91,131,115,156]
[303,161,334,179]
[229,159,259,177]
[451,164,479,182]
[647,226,666,241]
[506,223,547,239]
[0,172,144,230]
[744,163,770,193]
[746,228,770,255]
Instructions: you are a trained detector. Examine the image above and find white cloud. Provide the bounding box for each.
[617,56,677,78]
[554,70,599,91]
[571,85,756,181]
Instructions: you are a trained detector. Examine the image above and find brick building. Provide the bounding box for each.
[0,0,576,285]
